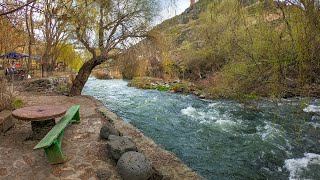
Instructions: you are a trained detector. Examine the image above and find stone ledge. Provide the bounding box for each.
[96,105,203,180]
[0,110,16,133]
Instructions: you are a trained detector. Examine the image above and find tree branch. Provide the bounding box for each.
[98,4,105,53]
[75,26,96,56]
[0,0,37,16]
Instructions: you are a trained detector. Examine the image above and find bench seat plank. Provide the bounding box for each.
[33,105,80,164]
[34,105,80,150]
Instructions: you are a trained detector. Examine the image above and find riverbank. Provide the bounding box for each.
[128,76,320,100]
[0,91,201,179]
[128,77,207,99]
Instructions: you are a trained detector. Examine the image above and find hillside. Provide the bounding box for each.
[118,0,320,99]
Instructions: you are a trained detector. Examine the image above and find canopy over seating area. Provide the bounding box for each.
[0,52,42,60]
[0,52,42,80]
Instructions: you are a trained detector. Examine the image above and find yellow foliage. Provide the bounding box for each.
[56,43,84,72]
[161,52,174,79]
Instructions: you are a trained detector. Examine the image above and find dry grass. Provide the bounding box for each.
[0,79,19,111]
[92,70,111,79]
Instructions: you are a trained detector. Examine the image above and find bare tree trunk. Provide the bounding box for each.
[69,57,104,96]
[42,42,53,77]
[42,51,49,77]
[25,2,35,79]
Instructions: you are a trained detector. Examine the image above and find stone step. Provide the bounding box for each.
[0,110,16,133]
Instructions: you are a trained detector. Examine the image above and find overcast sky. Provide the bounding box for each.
[155,0,191,25]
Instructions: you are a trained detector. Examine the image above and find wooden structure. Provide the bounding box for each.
[33,105,80,164]
[12,105,67,121]
[12,105,68,139]
[0,52,42,78]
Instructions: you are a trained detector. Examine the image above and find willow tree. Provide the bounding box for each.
[69,0,157,96]
[40,0,72,76]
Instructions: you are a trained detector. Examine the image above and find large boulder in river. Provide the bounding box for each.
[100,125,120,140]
[117,151,153,180]
[107,135,138,160]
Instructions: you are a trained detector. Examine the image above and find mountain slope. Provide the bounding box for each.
[119,0,320,99]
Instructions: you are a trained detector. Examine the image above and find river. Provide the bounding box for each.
[83,78,320,180]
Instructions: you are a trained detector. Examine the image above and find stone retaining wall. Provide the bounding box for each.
[20,76,70,95]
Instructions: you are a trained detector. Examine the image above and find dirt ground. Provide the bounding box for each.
[0,93,201,180]
[0,94,121,180]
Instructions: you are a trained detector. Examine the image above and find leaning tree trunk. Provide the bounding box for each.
[69,57,104,96]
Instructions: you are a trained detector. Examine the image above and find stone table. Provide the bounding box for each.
[12,105,67,139]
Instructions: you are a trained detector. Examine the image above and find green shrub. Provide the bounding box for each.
[171,82,191,93]
[244,93,259,101]
[12,99,24,109]
[156,85,170,91]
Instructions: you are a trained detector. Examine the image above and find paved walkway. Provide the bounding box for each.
[0,94,121,180]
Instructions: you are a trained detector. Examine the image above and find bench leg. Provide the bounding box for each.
[31,119,56,140]
[70,110,80,124]
[44,130,65,164]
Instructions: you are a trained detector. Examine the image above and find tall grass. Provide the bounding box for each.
[0,79,19,111]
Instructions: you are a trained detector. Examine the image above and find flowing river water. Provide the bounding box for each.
[83,78,320,180]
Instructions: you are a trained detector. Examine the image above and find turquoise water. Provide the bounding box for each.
[83,78,320,180]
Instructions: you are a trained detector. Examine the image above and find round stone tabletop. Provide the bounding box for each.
[12,105,68,121]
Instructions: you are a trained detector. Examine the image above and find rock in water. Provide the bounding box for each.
[100,125,120,140]
[117,152,153,180]
[107,135,137,160]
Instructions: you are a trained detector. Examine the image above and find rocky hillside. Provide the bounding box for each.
[119,0,320,99]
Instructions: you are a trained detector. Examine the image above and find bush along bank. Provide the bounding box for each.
[128,77,267,102]
[128,77,207,99]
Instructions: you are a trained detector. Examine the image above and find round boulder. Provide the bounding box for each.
[107,135,137,160]
[117,152,153,180]
[100,125,120,140]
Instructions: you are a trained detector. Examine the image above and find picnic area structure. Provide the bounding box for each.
[1,95,121,179]
[33,105,80,164]
[12,105,67,139]
[0,52,42,79]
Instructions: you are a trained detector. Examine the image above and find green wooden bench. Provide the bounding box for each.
[33,105,80,164]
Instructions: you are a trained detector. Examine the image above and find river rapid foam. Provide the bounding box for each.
[285,153,320,180]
